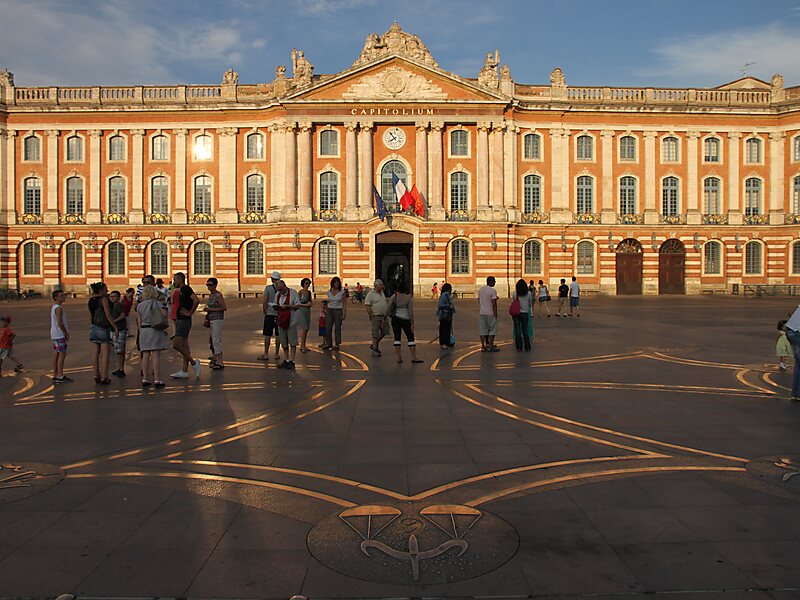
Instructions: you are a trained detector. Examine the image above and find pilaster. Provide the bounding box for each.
[600,130,616,224]
[549,129,571,223]
[769,131,785,224]
[489,122,505,212]
[344,122,358,220]
[727,132,742,223]
[415,122,428,204]
[503,124,518,220]
[130,129,145,224]
[476,123,490,213]
[686,130,700,225]
[643,131,658,224]
[428,122,444,220]
[297,122,312,220]
[217,126,238,223]
[358,122,374,218]
[45,130,59,224]
[284,124,297,212]
[173,129,188,224]
[87,129,102,224]
[1,130,15,225]
[269,123,286,212]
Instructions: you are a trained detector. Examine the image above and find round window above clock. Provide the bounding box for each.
[383,127,406,150]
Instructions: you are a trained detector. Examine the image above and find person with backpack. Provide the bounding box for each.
[509,279,533,352]
[437,282,456,348]
[88,282,118,384]
[136,284,169,387]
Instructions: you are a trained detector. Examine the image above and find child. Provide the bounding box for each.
[431,282,439,299]
[50,289,72,383]
[109,290,128,377]
[777,319,792,371]
[0,315,23,375]
[318,300,328,347]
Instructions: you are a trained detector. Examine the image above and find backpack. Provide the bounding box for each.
[508,294,521,317]
[146,301,169,331]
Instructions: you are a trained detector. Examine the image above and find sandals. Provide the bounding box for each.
[256,355,269,361]
[13,364,23,372]
[142,380,151,386]
[154,381,165,388]
[99,377,111,385]
[411,359,424,364]
[211,364,225,370]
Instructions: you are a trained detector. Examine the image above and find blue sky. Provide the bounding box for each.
[1,0,799,88]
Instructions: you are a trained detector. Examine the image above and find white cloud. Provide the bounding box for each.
[294,0,378,16]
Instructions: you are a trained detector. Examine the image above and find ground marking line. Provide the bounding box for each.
[762,371,791,392]
[647,352,745,370]
[11,377,35,396]
[459,379,767,398]
[735,369,777,395]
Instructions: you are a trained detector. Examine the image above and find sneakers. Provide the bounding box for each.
[170,370,189,379]
[779,362,788,371]
[279,360,290,369]
[52,375,73,383]
[372,349,382,357]
[192,360,201,378]
[154,381,166,388]
[112,369,126,377]
[287,360,296,370]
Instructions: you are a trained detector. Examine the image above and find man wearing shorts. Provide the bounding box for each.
[260,271,281,361]
[170,272,200,379]
[478,276,500,352]
[569,276,581,317]
[50,289,72,383]
[274,279,300,370]
[365,278,390,357]
[557,278,569,317]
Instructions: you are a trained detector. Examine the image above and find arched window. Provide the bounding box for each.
[619,136,636,161]
[24,177,41,214]
[523,175,541,214]
[193,241,212,276]
[576,240,595,275]
[22,242,41,275]
[109,135,126,161]
[704,137,720,162]
[576,175,593,214]
[523,240,542,274]
[194,175,212,213]
[704,241,722,275]
[66,177,83,215]
[23,136,40,161]
[450,130,468,157]
[246,174,265,212]
[66,135,83,162]
[319,171,338,211]
[108,176,126,214]
[246,132,264,159]
[794,137,800,162]
[450,172,468,213]
[193,134,212,161]
[703,177,721,215]
[245,241,264,275]
[662,136,679,162]
[745,137,762,163]
[745,178,762,216]
[150,241,169,276]
[662,176,679,216]
[451,239,470,274]
[619,176,636,215]
[65,241,83,276]
[792,242,800,275]
[320,130,338,156]
[151,134,168,161]
[794,176,800,214]
[576,135,593,160]
[745,241,763,275]
[318,239,337,275]
[151,176,169,214]
[523,133,541,160]
[381,160,407,211]
[107,241,126,275]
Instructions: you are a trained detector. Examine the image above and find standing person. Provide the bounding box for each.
[109,290,128,377]
[0,315,23,375]
[156,278,170,302]
[437,283,455,349]
[122,287,135,336]
[355,282,364,304]
[511,279,534,352]
[318,300,328,347]
[569,276,581,317]
[777,320,791,371]
[386,281,423,364]
[296,278,313,353]
[324,276,347,350]
[170,272,200,379]
[556,278,569,317]
[365,279,390,357]
[259,271,281,361]
[136,285,169,387]
[431,282,439,299]
[50,289,71,383]
[274,279,301,369]
[88,282,118,384]
[536,279,552,318]
[204,277,227,369]
[784,305,800,400]
[478,276,499,352]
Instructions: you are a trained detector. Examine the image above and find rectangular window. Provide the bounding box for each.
[23,244,40,275]
[451,241,470,274]
[67,179,83,214]
[703,138,720,162]
[619,177,636,215]
[619,137,636,161]
[319,241,337,275]
[450,130,468,157]
[662,138,679,162]
[319,130,338,157]
[65,244,82,276]
[66,136,83,162]
[151,178,169,214]
[246,134,264,159]
[523,134,541,160]
[576,242,594,275]
[23,137,40,161]
[24,180,41,214]
[745,138,762,163]
[152,136,169,161]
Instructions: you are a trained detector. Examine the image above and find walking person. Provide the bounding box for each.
[437,282,456,348]
[88,282,118,384]
[136,285,169,387]
[170,272,201,379]
[0,315,24,375]
[478,276,500,352]
[569,276,581,317]
[324,276,347,350]
[274,279,301,369]
[365,279,390,357]
[784,305,800,400]
[431,282,439,299]
[204,277,227,369]
[386,281,423,364]
[259,271,281,361]
[777,319,791,371]
[296,278,313,353]
[556,278,569,317]
[109,290,128,377]
[50,289,71,383]
[535,279,552,318]
[510,279,534,352]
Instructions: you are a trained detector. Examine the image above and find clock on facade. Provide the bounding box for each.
[383,127,406,150]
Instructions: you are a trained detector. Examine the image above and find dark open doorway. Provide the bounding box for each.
[375,231,413,295]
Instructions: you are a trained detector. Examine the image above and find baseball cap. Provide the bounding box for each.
[271,271,281,279]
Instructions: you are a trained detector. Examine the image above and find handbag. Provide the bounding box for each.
[147,302,169,331]
[508,295,521,317]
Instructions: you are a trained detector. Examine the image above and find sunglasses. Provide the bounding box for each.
[206,282,215,286]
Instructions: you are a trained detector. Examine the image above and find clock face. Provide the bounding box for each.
[383,127,406,150]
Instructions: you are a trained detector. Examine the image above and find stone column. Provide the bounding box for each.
[344,122,358,220]
[296,122,313,220]
[476,123,491,218]
[727,132,741,224]
[686,130,700,225]
[284,123,297,214]
[217,127,238,223]
[428,122,444,220]
[268,122,285,221]
[45,130,59,224]
[600,130,615,224]
[173,129,188,224]
[358,122,374,218]
[0,130,14,225]
[503,124,518,219]
[490,123,505,215]
[415,121,428,204]
[130,129,145,224]
[643,131,658,224]
[769,132,786,224]
[87,130,102,224]
[549,129,571,223]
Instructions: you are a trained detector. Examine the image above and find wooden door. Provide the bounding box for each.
[659,253,685,294]
[616,253,643,295]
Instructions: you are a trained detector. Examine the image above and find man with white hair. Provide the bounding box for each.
[274,279,301,370]
[259,270,282,361]
[364,278,390,357]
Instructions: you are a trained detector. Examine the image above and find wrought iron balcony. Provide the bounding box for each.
[785,214,800,225]
[188,212,215,224]
[59,213,85,225]
[146,212,171,225]
[573,212,601,224]
[102,212,129,224]
[315,209,341,222]
[660,213,686,225]
[16,212,43,225]
[744,213,769,225]
[448,210,477,222]
[239,211,268,224]
[702,213,728,225]
[618,213,643,224]
[521,211,550,224]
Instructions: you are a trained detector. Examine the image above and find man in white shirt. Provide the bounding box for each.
[274,279,301,370]
[260,270,281,360]
[478,276,499,352]
[569,276,581,317]
[365,278,390,357]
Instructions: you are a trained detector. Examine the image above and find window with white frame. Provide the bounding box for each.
[193,134,212,161]
[319,130,338,157]
[107,241,126,275]
[662,136,679,162]
[619,176,636,215]
[151,135,168,161]
[745,137,762,163]
[794,176,800,214]
[246,174,265,212]
[194,175,212,213]
[794,137,800,162]
[744,241,763,275]
[523,133,541,160]
[450,130,468,157]
[109,135,126,161]
[793,241,800,275]
[150,241,169,276]
[381,160,407,211]
[576,175,593,214]
[23,136,40,161]
[523,174,541,213]
[65,241,83,276]
[662,176,679,216]
[319,171,338,211]
[66,136,83,162]
[108,176,126,214]
[245,241,264,275]
[619,135,636,161]
[66,177,83,214]
[576,135,593,160]
[704,241,722,275]
[745,177,762,216]
[703,137,720,162]
[151,176,169,214]
[193,241,212,276]
[576,240,594,275]
[451,239,470,274]
[450,172,468,212]
[703,177,721,215]
[523,240,542,274]
[318,239,337,274]
[246,132,264,160]
[24,177,41,214]
[22,242,40,275]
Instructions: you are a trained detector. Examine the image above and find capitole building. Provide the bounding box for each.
[1,22,800,297]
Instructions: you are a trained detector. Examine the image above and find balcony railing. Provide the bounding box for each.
[16,212,43,225]
[188,212,215,224]
[785,214,800,225]
[618,213,643,224]
[702,213,728,225]
[146,212,171,224]
[59,213,85,225]
[315,209,341,222]
[521,211,550,224]
[573,213,601,224]
[102,212,129,224]
[744,213,769,225]
[660,213,686,225]
[448,210,477,222]
[239,211,268,224]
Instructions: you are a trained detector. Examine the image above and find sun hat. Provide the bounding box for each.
[271,271,281,279]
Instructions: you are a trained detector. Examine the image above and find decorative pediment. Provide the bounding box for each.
[342,66,447,100]
[354,22,437,68]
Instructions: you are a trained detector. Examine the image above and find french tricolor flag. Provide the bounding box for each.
[392,173,415,211]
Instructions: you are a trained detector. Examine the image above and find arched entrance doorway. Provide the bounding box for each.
[375,230,413,295]
[659,238,686,294]
[615,238,643,295]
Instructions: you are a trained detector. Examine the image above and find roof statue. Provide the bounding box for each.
[222,68,238,85]
[549,67,566,87]
[478,50,500,89]
[353,22,438,68]
[0,68,14,87]
[291,48,314,88]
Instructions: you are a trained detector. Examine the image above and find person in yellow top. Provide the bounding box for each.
[776,319,791,371]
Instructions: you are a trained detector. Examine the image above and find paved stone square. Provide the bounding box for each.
[0,295,799,599]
